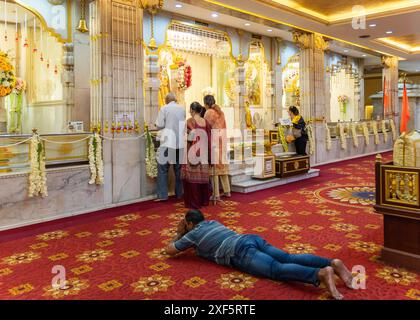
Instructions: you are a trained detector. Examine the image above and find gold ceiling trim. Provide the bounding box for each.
[14,0,72,43]
[265,0,420,25]
[203,0,400,59]
[373,38,420,55]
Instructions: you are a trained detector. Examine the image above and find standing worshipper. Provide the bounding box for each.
[155,93,186,202]
[203,95,231,204]
[287,106,308,156]
[181,102,212,209]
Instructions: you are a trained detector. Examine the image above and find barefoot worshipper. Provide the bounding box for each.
[163,210,354,300]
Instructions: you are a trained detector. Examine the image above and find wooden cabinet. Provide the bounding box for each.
[275,155,310,178]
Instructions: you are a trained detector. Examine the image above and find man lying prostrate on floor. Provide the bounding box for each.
[163,209,354,300]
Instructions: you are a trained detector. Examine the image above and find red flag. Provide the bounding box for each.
[383,76,389,116]
[400,81,410,133]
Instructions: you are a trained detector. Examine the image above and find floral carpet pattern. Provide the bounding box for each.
[0,153,419,300]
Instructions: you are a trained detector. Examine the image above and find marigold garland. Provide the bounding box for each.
[28,134,48,198]
[350,122,359,148]
[145,128,158,178]
[278,125,288,152]
[325,123,332,151]
[390,118,397,140]
[362,122,370,146]
[381,120,388,143]
[306,124,315,155]
[371,121,379,145]
[338,123,347,150]
[88,133,104,185]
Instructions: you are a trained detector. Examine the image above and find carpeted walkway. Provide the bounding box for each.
[0,153,419,300]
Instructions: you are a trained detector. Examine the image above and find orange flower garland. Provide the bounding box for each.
[0,51,16,97]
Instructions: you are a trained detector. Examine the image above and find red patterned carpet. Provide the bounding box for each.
[0,153,419,300]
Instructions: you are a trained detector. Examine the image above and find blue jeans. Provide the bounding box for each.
[230,235,331,286]
[157,148,183,200]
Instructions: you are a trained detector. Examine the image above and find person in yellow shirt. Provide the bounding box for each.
[287,106,308,155]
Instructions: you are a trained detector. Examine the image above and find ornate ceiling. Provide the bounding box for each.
[262,0,420,23]
[376,34,420,54]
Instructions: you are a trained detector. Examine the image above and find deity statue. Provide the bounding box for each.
[245,101,256,130]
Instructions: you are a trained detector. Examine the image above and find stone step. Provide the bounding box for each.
[231,169,320,194]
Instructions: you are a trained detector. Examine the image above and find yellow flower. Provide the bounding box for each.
[131,274,175,295]
[0,268,13,277]
[285,234,302,241]
[323,244,342,251]
[71,265,93,275]
[330,223,359,232]
[98,280,122,292]
[76,249,113,263]
[147,248,169,260]
[219,211,242,219]
[116,213,140,222]
[136,229,152,236]
[184,276,207,288]
[274,224,302,233]
[406,289,420,300]
[228,226,246,234]
[268,210,292,218]
[29,242,49,250]
[284,243,317,254]
[43,278,89,299]
[376,267,418,286]
[96,240,114,247]
[318,209,341,216]
[9,283,34,296]
[75,232,92,238]
[348,241,381,253]
[48,253,69,261]
[216,272,257,292]
[149,262,171,272]
[309,225,324,231]
[120,250,140,259]
[36,230,69,241]
[252,226,267,232]
[159,227,177,238]
[2,251,41,266]
[98,229,129,239]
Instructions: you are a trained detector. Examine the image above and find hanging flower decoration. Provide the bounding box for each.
[0,51,16,97]
[7,77,26,134]
[202,87,215,97]
[390,118,397,140]
[338,122,347,150]
[278,125,288,152]
[362,122,370,146]
[88,132,104,185]
[381,120,388,143]
[371,120,379,145]
[325,123,332,151]
[306,123,315,155]
[28,133,48,198]
[338,95,349,119]
[145,126,158,178]
[176,60,192,91]
[350,122,359,148]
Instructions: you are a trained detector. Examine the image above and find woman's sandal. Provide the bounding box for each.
[210,195,222,205]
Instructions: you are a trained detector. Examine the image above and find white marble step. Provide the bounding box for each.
[231,169,320,194]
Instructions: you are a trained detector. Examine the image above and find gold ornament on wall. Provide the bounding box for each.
[292,31,311,49]
[140,0,164,50]
[76,0,89,33]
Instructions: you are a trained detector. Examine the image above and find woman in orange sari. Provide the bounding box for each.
[181,102,212,209]
[203,95,231,204]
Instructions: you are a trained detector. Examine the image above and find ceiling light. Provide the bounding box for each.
[244,23,251,26]
[267,29,273,32]
[362,54,367,57]
[369,23,376,27]
[211,13,219,18]
[175,4,183,8]
[386,30,393,34]
[344,50,349,53]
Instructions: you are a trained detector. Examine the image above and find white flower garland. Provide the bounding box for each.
[325,123,332,151]
[350,122,359,148]
[381,120,389,143]
[362,122,370,146]
[145,129,158,178]
[338,123,347,150]
[28,134,48,198]
[390,118,397,140]
[306,124,315,155]
[88,133,104,185]
[371,120,379,145]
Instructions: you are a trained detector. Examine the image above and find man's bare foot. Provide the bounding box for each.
[318,266,344,300]
[331,259,353,289]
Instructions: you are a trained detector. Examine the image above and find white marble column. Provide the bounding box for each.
[62,43,74,131]
[144,54,160,129]
[235,61,246,130]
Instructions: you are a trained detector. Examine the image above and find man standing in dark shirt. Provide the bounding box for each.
[164,209,354,300]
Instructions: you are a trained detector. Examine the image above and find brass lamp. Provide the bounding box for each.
[140,0,164,50]
[76,0,89,33]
